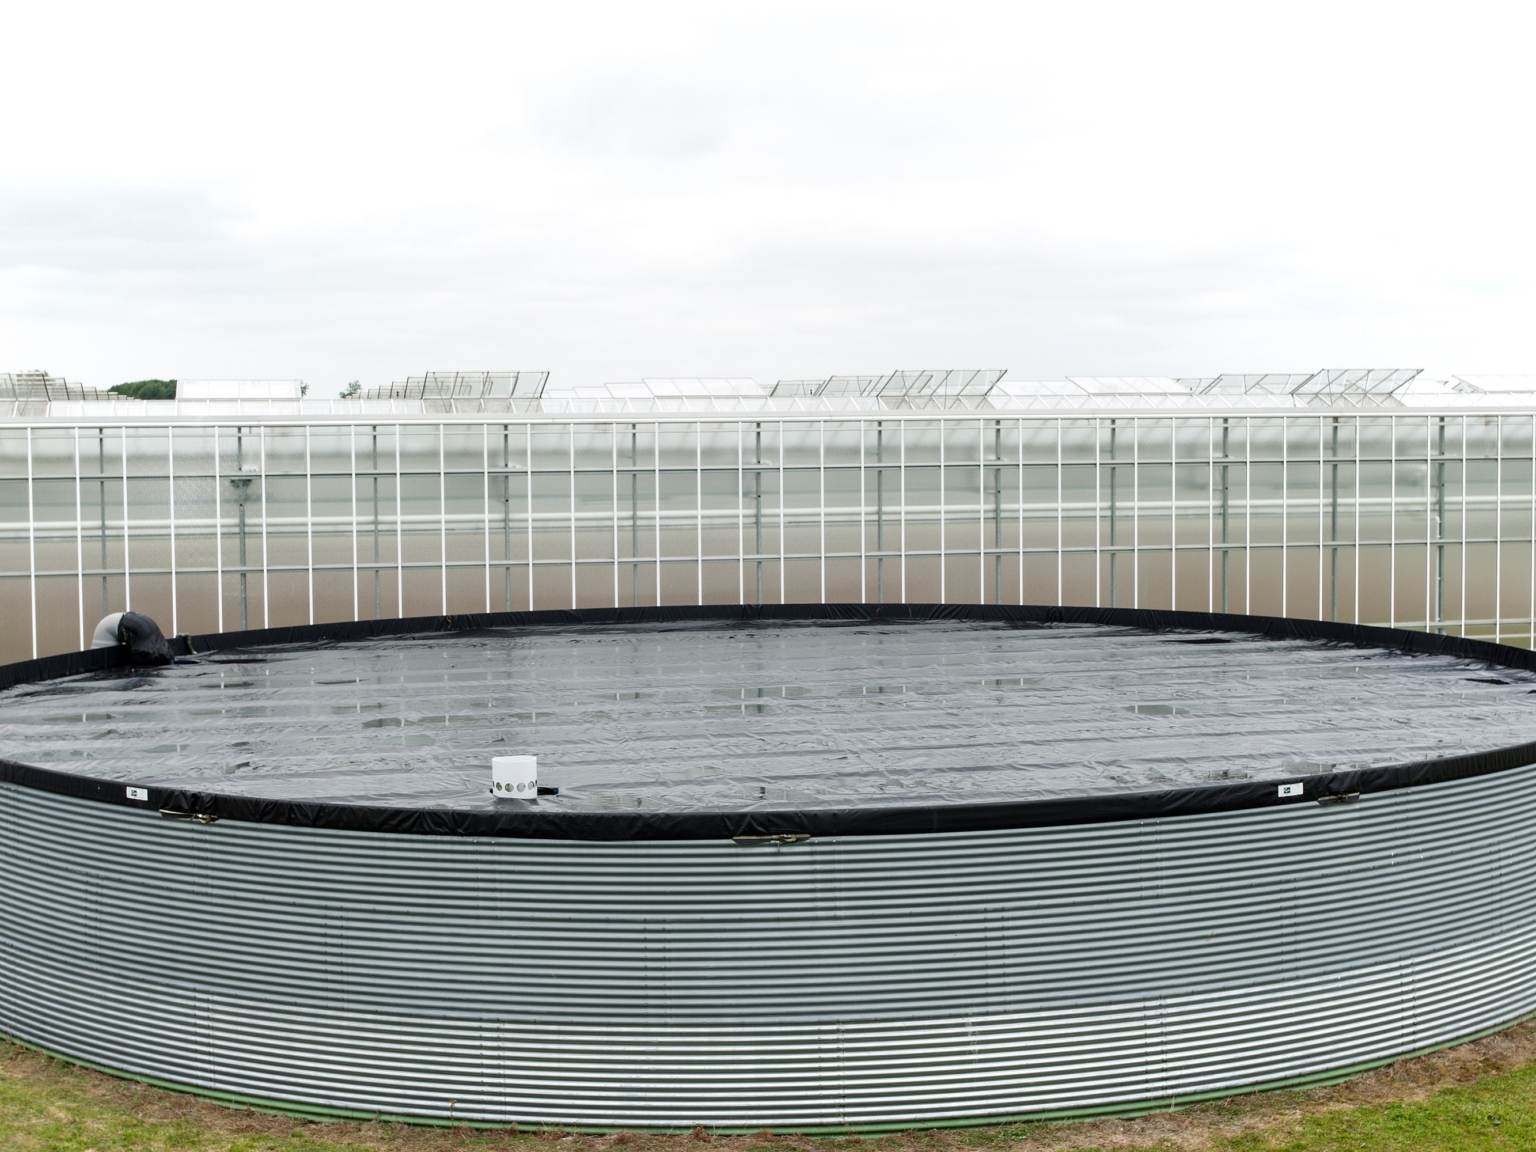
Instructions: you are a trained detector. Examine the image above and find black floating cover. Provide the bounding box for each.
[6,606,1536,840]
[117,612,172,666]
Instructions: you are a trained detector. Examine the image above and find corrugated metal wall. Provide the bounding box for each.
[3,763,1536,1129]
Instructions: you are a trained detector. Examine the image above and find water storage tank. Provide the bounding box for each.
[2,604,1536,1129]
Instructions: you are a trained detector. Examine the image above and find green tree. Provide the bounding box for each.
[110,379,176,400]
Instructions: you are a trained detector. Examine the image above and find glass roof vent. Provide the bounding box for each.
[771,370,1005,405]
[367,371,549,400]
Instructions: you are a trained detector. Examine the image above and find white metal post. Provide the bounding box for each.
[214,426,224,634]
[259,427,269,628]
[121,427,131,611]
[441,423,450,616]
[1389,416,1397,628]
[394,425,403,619]
[168,426,178,635]
[73,427,84,649]
[26,428,36,658]
[350,425,359,622]
[305,425,314,625]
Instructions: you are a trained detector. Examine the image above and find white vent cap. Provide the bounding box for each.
[492,755,538,798]
[91,612,124,649]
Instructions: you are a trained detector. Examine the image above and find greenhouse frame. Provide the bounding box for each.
[3,367,1536,664]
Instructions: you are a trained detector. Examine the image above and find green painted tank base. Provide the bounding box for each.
[8,1012,1534,1137]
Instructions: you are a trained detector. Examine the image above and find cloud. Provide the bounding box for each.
[0,189,235,272]
[529,74,736,161]
[0,1,1532,387]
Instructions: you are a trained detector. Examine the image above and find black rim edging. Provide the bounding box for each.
[2,603,1535,841]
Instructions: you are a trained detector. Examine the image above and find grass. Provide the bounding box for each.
[6,1022,1536,1151]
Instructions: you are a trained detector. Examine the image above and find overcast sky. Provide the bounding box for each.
[2,2,1532,394]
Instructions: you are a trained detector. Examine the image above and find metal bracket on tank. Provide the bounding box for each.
[732,833,811,846]
[1316,792,1361,806]
[159,809,220,824]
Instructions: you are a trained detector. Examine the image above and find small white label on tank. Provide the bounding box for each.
[125,786,148,801]
[1278,782,1304,798]
[492,756,538,798]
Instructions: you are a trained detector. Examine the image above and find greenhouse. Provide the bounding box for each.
[2,367,1536,663]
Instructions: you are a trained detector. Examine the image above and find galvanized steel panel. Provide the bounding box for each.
[3,764,1536,1127]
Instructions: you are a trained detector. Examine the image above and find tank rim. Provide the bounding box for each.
[3,602,1534,841]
